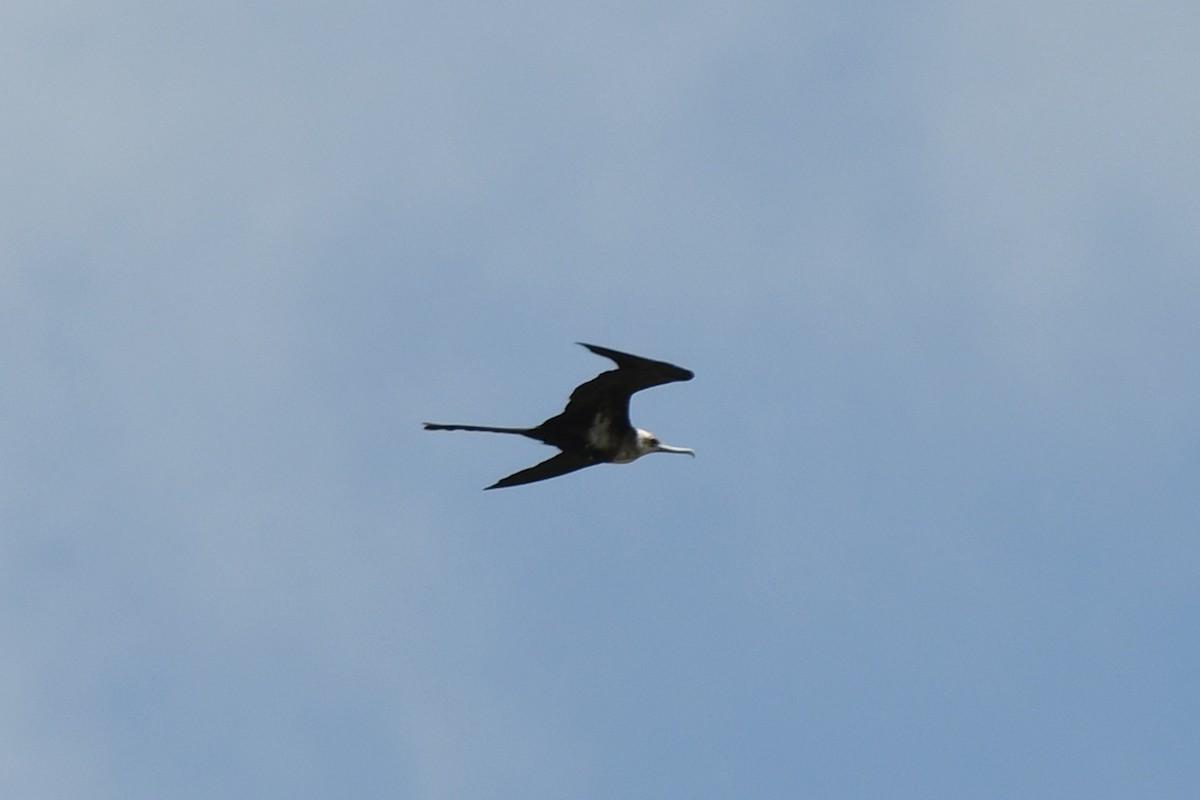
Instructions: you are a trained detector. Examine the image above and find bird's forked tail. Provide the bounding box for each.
[422,423,531,435]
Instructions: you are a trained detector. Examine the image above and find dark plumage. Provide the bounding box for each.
[424,343,695,489]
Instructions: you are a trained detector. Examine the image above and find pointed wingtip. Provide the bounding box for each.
[575,342,693,380]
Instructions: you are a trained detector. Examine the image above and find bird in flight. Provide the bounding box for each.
[424,343,695,489]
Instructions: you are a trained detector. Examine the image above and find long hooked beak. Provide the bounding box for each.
[655,443,696,457]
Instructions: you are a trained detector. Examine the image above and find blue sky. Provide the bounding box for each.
[4,2,1199,798]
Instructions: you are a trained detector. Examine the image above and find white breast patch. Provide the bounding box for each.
[586,412,617,451]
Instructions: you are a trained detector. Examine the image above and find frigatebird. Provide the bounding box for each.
[424,343,695,489]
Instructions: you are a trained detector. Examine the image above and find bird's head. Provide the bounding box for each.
[635,428,695,458]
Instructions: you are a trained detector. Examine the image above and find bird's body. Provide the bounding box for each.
[424,343,694,489]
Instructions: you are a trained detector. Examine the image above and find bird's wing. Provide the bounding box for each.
[575,343,694,387]
[558,343,694,427]
[484,452,599,490]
